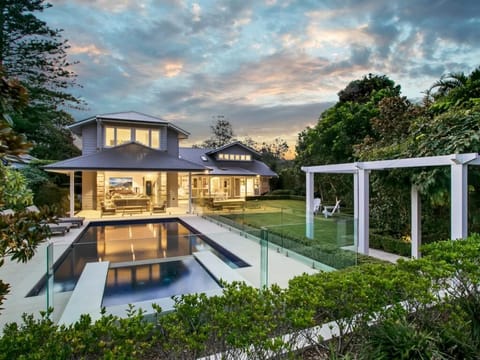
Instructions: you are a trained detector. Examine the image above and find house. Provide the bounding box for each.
[44,111,276,215]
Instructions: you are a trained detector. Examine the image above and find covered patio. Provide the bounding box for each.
[302,153,480,258]
[44,142,208,217]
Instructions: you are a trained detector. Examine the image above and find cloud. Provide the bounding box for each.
[41,0,480,154]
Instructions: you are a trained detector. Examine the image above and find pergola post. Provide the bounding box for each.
[411,185,421,258]
[353,172,359,250]
[69,171,75,216]
[305,171,314,239]
[357,168,369,255]
[451,162,468,239]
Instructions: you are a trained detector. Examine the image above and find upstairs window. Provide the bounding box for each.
[105,126,161,149]
[135,128,160,148]
[105,126,132,147]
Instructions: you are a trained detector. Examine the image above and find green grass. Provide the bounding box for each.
[208,199,380,269]
[224,199,355,247]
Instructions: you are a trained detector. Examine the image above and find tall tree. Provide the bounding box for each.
[295,74,402,202]
[0,0,82,160]
[201,116,236,148]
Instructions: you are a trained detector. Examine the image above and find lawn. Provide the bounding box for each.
[233,199,355,247]
[208,199,361,269]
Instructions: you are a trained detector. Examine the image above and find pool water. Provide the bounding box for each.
[103,257,220,306]
[28,219,248,301]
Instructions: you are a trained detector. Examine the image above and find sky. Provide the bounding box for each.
[41,0,480,156]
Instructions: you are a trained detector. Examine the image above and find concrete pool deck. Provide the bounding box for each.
[0,213,404,330]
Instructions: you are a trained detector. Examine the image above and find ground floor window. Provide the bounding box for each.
[177,175,261,200]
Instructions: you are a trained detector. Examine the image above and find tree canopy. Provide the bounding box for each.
[0,0,82,160]
[294,67,480,242]
[0,67,51,309]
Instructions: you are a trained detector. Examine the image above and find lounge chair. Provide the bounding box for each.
[45,223,70,236]
[313,198,322,215]
[26,205,84,227]
[101,201,116,217]
[2,208,71,235]
[323,199,341,218]
[151,201,166,214]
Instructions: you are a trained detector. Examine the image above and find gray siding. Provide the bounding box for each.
[160,127,168,151]
[82,124,98,155]
[167,128,179,156]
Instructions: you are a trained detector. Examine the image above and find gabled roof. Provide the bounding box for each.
[44,142,207,172]
[205,141,261,157]
[179,147,277,177]
[69,111,189,138]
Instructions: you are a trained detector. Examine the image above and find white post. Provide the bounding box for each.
[353,172,358,250]
[69,171,75,216]
[451,163,468,239]
[411,185,421,258]
[357,168,369,255]
[306,171,314,239]
[188,172,193,214]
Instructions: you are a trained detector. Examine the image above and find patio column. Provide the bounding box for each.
[188,172,192,214]
[411,185,421,259]
[451,162,468,239]
[69,171,75,216]
[357,168,369,255]
[305,171,314,239]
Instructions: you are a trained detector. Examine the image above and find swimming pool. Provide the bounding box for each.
[28,218,249,302]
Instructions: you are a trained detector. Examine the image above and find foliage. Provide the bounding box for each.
[0,64,51,310]
[428,66,480,114]
[338,73,401,104]
[0,66,31,157]
[0,208,51,307]
[2,236,480,358]
[0,306,155,359]
[295,67,480,244]
[295,75,402,206]
[0,0,83,160]
[0,162,33,210]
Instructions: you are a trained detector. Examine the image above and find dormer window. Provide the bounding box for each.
[135,128,160,148]
[105,126,132,147]
[105,126,161,149]
[217,153,252,161]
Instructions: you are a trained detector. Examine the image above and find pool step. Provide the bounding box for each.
[194,251,252,286]
[58,261,110,326]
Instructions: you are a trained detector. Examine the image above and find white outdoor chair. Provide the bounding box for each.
[323,199,341,218]
[313,198,322,215]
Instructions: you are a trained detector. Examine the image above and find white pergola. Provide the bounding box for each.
[302,153,480,259]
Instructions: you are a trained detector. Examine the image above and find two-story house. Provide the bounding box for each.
[45,111,276,215]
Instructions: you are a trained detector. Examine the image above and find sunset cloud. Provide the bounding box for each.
[41,0,480,154]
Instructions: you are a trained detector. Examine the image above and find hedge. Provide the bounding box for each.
[1,235,480,359]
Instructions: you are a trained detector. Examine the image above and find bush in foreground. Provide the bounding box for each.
[1,236,480,359]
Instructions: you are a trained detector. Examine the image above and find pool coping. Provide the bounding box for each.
[58,261,110,326]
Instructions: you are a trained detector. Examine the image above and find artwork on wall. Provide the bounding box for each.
[109,177,133,195]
